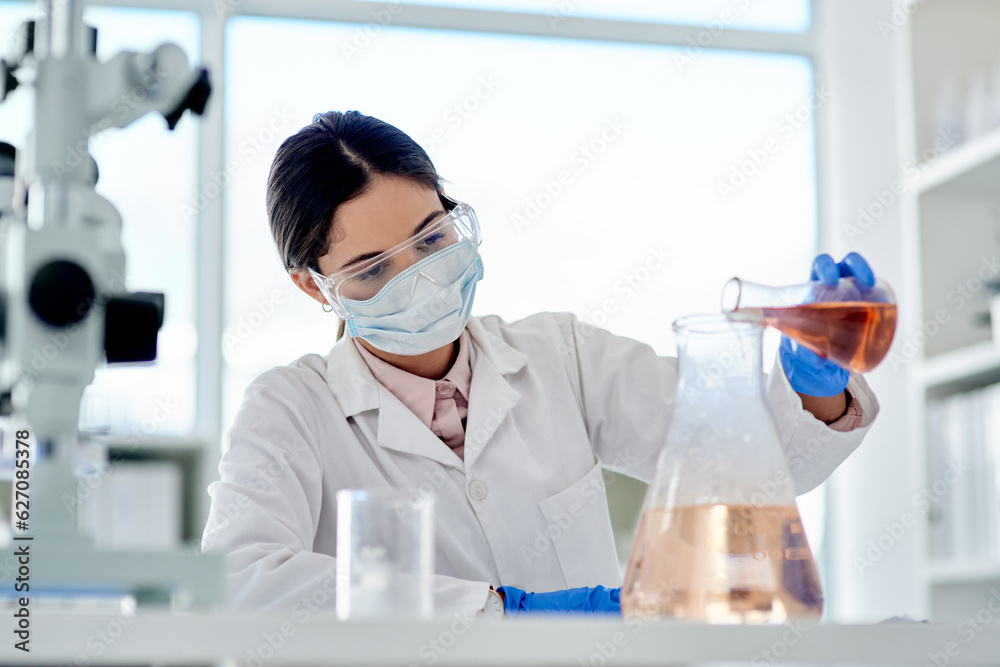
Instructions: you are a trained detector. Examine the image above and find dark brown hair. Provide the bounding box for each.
[266,110,453,339]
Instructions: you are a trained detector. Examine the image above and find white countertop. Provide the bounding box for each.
[3,611,1000,666]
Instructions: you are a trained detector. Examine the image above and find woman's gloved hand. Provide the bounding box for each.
[497,585,621,616]
[779,252,875,397]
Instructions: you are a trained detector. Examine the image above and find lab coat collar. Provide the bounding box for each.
[324,334,382,418]
[325,336,464,470]
[461,316,528,471]
[463,315,529,376]
[323,316,529,470]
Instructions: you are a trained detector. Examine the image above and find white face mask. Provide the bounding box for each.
[341,239,484,356]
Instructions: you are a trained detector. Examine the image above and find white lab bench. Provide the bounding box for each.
[3,612,1000,666]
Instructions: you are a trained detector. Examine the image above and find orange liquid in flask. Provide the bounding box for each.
[621,505,823,622]
[739,301,897,373]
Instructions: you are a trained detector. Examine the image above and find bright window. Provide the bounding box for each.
[223,16,818,429]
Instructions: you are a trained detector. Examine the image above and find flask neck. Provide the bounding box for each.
[674,316,764,399]
[659,315,797,508]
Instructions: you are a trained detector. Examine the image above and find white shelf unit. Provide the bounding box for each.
[920,341,1000,396]
[916,125,1000,196]
[817,0,1000,624]
[927,559,1000,586]
[907,0,1000,617]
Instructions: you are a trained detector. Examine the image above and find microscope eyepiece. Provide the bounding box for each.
[28,260,95,327]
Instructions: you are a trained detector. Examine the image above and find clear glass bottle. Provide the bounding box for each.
[620,315,823,623]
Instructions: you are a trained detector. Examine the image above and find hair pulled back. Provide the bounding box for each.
[266,110,449,274]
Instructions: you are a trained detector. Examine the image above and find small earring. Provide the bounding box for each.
[322,302,333,313]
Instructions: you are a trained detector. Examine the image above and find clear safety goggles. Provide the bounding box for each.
[309,201,481,318]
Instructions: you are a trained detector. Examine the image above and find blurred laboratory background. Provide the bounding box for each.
[1,0,999,625]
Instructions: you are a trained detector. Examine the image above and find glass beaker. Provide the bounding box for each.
[335,488,434,620]
[620,315,823,623]
[721,276,897,373]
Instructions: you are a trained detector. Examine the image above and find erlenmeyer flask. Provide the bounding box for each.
[620,315,823,623]
[721,276,897,373]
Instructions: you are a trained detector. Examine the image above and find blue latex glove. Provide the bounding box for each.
[779,252,875,397]
[497,585,621,616]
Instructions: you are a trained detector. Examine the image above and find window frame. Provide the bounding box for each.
[102,0,819,448]
[74,0,829,546]
[81,0,828,452]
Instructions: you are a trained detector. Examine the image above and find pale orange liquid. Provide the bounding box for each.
[752,301,897,373]
[621,505,823,623]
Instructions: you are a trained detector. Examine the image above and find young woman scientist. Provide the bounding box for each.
[201,110,880,618]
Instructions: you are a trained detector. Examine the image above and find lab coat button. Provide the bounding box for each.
[469,480,488,500]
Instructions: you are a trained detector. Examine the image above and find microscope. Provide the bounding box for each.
[0,0,222,606]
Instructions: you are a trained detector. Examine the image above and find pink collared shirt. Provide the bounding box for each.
[353,331,473,460]
[353,331,862,460]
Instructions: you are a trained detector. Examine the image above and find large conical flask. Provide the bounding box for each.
[621,315,823,623]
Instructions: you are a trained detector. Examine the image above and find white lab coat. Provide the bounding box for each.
[202,311,878,617]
